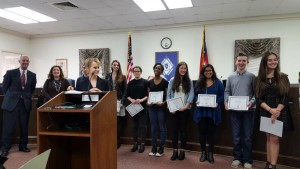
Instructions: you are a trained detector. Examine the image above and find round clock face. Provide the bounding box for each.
[161,37,172,49]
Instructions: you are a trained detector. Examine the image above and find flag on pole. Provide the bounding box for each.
[126,32,133,83]
[200,26,208,71]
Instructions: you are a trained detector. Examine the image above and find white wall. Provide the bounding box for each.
[1,18,300,86]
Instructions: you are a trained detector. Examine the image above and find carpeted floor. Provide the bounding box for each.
[3,144,296,169]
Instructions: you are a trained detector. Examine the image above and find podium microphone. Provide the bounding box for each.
[87,72,94,103]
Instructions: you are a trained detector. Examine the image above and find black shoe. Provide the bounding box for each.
[156,144,164,157]
[131,143,138,152]
[200,151,206,162]
[148,145,157,156]
[178,150,185,160]
[170,149,178,160]
[270,164,277,169]
[264,161,270,169]
[1,151,8,157]
[207,152,214,163]
[19,147,30,152]
[138,143,145,153]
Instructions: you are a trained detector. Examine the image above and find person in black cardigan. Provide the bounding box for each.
[76,58,109,92]
[105,60,127,148]
[42,65,73,102]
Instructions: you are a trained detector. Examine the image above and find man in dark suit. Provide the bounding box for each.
[1,55,37,156]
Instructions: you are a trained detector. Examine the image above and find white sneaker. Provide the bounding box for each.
[244,163,252,169]
[231,160,242,168]
[148,152,156,156]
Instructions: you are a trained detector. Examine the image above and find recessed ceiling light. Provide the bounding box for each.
[5,6,56,22]
[164,0,193,9]
[0,9,37,24]
[133,0,166,12]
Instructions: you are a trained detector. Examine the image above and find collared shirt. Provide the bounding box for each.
[224,70,256,104]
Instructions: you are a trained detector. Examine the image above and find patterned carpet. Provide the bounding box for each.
[3,144,296,169]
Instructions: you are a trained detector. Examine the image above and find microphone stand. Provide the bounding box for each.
[87,73,94,103]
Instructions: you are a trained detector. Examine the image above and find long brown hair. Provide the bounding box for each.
[172,61,191,93]
[111,60,125,84]
[196,64,218,92]
[48,65,64,80]
[256,51,289,97]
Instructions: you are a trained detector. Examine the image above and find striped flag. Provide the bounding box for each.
[126,32,133,83]
[200,26,208,71]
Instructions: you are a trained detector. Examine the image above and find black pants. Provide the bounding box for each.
[132,109,147,143]
[170,109,189,149]
[198,117,216,152]
[117,116,126,144]
[1,99,30,151]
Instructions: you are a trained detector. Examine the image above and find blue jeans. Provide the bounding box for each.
[230,110,255,164]
[148,107,167,146]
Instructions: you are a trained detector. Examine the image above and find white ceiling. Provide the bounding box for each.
[0,0,300,37]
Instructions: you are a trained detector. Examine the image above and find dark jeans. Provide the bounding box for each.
[132,109,147,143]
[148,107,167,146]
[230,110,255,164]
[1,99,30,151]
[170,109,189,149]
[198,117,216,152]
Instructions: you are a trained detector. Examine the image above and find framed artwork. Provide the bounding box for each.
[56,59,68,78]
[234,37,280,75]
[155,51,178,81]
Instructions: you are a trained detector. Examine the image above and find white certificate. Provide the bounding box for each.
[125,103,144,117]
[117,100,121,112]
[197,94,216,107]
[228,96,249,110]
[148,91,163,104]
[167,97,184,112]
[259,116,283,137]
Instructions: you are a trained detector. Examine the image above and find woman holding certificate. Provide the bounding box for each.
[167,61,194,161]
[126,66,148,153]
[147,63,169,157]
[105,60,127,149]
[256,51,293,169]
[193,64,224,164]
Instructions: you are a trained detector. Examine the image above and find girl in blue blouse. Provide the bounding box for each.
[167,61,194,161]
[193,64,224,164]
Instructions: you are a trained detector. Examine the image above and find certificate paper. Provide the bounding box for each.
[125,103,144,117]
[197,94,216,107]
[228,96,249,110]
[117,100,121,112]
[259,116,283,137]
[167,97,184,112]
[148,91,163,104]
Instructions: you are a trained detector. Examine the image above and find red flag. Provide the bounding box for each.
[200,26,208,71]
[126,32,133,83]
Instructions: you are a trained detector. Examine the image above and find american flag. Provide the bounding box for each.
[126,32,133,83]
[200,25,208,72]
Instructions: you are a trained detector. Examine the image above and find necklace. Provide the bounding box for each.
[53,80,62,92]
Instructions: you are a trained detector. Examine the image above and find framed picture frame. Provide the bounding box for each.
[56,59,68,78]
[155,51,178,81]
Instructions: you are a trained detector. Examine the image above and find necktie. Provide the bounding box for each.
[21,70,25,87]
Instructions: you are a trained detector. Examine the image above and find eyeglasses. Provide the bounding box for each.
[205,70,212,72]
[133,71,141,73]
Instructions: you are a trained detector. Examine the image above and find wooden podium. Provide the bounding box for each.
[37,91,117,169]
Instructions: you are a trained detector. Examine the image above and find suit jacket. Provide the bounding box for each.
[1,68,37,112]
[75,76,109,92]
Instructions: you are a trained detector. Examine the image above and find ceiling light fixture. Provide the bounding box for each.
[163,0,193,9]
[0,9,37,24]
[133,0,166,12]
[5,6,56,22]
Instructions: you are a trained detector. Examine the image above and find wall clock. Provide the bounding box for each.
[161,37,172,49]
